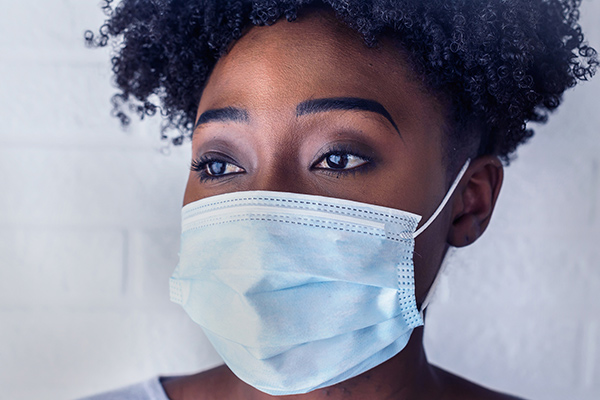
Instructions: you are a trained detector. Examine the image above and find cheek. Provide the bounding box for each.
[387,153,449,305]
[183,172,199,207]
[412,204,453,306]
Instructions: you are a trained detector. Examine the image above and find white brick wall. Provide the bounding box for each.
[0,1,598,399]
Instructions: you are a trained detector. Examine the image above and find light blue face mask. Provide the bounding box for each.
[170,161,470,396]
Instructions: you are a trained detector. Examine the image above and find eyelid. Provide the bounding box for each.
[191,152,246,182]
[311,144,375,169]
[193,150,241,165]
[313,154,369,170]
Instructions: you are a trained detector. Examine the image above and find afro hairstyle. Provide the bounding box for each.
[86,0,597,163]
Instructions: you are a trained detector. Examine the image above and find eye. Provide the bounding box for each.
[205,160,243,176]
[191,156,245,181]
[314,152,369,171]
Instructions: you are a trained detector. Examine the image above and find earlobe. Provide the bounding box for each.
[447,156,503,247]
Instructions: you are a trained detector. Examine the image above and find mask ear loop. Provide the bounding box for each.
[413,159,471,318]
[413,159,471,239]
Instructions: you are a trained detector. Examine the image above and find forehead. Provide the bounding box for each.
[199,11,444,119]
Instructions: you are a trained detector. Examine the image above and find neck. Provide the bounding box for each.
[235,327,442,400]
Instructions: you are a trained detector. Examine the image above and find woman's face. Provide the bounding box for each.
[184,11,454,304]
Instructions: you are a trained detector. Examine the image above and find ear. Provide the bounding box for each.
[448,156,503,247]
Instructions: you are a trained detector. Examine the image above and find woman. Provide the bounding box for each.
[84,0,597,399]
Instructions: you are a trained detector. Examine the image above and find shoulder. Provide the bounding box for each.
[433,366,526,400]
[78,377,169,400]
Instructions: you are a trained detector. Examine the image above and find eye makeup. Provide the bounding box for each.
[311,143,377,177]
[191,153,245,182]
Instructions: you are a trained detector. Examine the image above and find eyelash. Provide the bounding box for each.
[311,144,374,176]
[191,145,374,183]
[190,155,243,182]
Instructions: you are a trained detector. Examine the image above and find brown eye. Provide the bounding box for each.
[315,153,368,170]
[207,161,226,175]
[205,161,244,176]
[325,154,348,169]
[191,157,245,182]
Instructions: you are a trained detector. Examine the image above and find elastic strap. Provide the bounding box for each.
[413,159,470,238]
[416,159,471,317]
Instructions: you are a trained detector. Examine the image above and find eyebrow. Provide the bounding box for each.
[296,97,400,135]
[194,106,249,129]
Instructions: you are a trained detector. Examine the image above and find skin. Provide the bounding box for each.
[165,9,517,400]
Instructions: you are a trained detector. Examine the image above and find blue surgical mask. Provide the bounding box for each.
[170,160,470,395]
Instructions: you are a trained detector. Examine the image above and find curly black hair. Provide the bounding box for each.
[86,0,597,163]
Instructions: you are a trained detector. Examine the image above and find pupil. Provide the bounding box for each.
[208,161,226,175]
[326,154,348,169]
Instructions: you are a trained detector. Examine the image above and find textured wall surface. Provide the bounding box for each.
[0,1,598,399]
